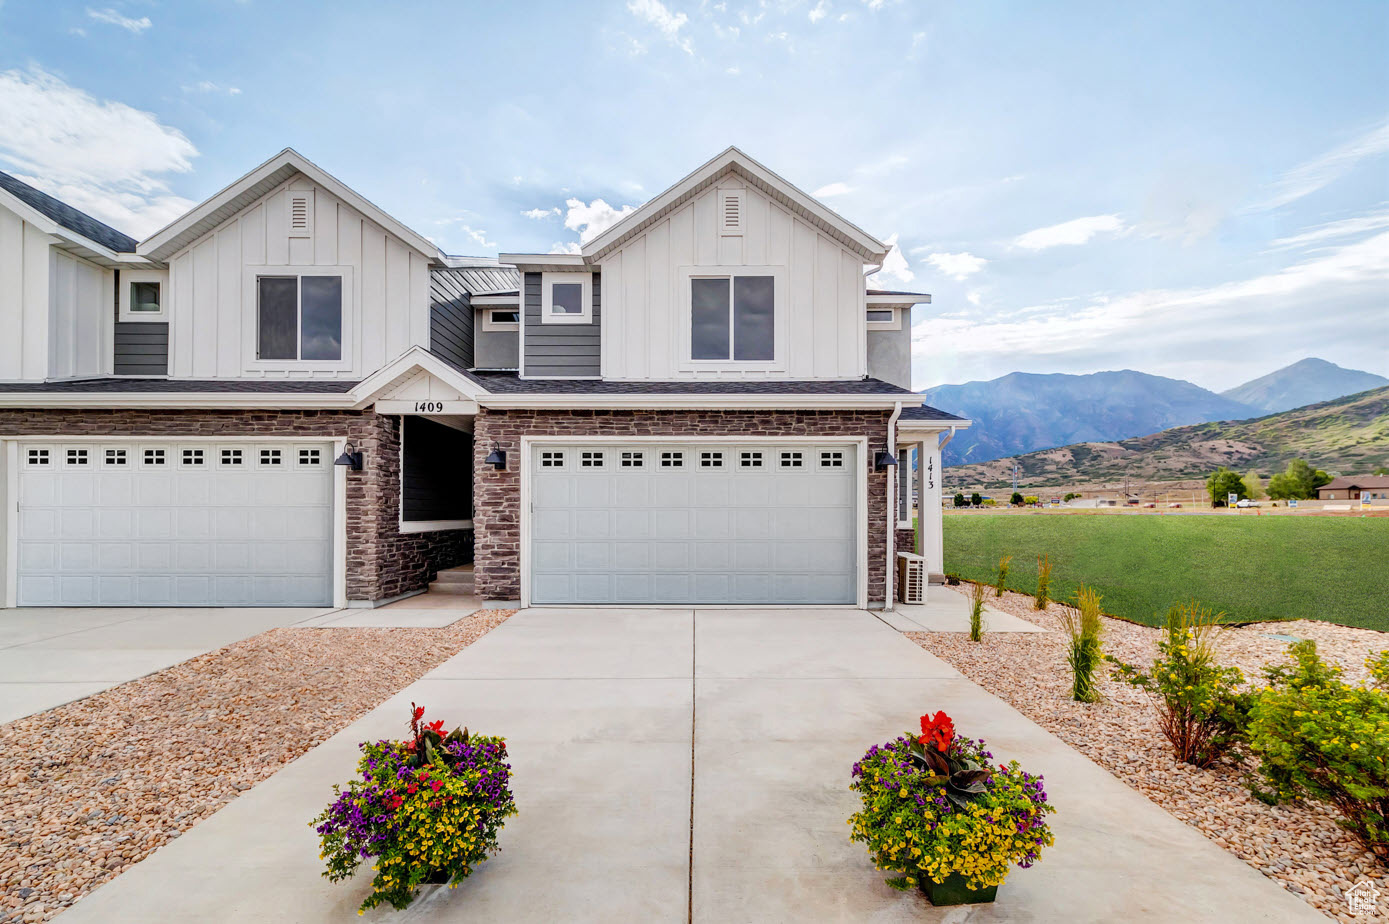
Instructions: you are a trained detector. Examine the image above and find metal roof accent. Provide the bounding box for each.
[432,264,521,296]
[0,170,138,253]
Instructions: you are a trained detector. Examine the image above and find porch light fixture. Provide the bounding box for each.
[874,450,898,472]
[485,442,507,470]
[333,442,364,471]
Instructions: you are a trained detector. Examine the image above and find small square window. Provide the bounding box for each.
[259,448,283,466]
[819,450,845,468]
[181,448,205,466]
[26,448,50,466]
[143,448,167,466]
[104,448,127,466]
[131,281,161,313]
[660,451,684,468]
[540,450,565,468]
[620,450,644,468]
[779,451,804,469]
[298,448,322,466]
[699,451,724,468]
[66,448,89,466]
[739,451,763,468]
[580,450,605,468]
[220,448,244,466]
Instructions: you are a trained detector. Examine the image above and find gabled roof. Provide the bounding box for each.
[1321,475,1389,491]
[137,148,443,263]
[0,170,138,254]
[580,146,889,263]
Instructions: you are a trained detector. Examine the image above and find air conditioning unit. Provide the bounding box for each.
[898,552,925,605]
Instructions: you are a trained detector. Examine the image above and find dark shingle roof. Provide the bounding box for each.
[462,371,914,396]
[0,378,358,394]
[900,404,966,422]
[0,170,138,253]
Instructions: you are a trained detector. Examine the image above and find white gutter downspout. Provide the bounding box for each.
[883,400,903,612]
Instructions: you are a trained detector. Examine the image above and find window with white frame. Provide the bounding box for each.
[118,269,169,322]
[257,274,343,361]
[580,450,605,468]
[866,307,901,331]
[541,273,592,325]
[181,448,206,466]
[26,448,50,466]
[540,450,565,468]
[482,307,521,331]
[104,448,127,466]
[66,448,89,466]
[688,272,776,362]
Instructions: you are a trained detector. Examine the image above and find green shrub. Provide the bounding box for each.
[970,492,982,507]
[1207,467,1245,507]
[1023,495,1039,506]
[1060,586,1104,702]
[953,493,967,508]
[1010,492,1024,506]
[994,554,1012,597]
[1033,555,1052,610]
[1063,492,1081,502]
[968,581,987,642]
[1109,602,1249,768]
[1248,641,1389,862]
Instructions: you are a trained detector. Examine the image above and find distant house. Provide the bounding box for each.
[1317,475,1389,501]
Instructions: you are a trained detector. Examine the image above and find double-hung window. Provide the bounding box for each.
[256,273,344,361]
[682,266,782,368]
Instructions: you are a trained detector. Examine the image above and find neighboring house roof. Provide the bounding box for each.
[463,371,914,396]
[0,378,358,393]
[867,289,930,297]
[432,263,521,296]
[899,404,968,422]
[1319,475,1389,491]
[0,170,138,253]
[137,148,443,263]
[580,146,890,263]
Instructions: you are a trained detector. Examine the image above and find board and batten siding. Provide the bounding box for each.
[522,272,601,377]
[599,180,866,381]
[167,175,432,380]
[114,322,170,376]
[428,269,473,371]
[48,250,114,381]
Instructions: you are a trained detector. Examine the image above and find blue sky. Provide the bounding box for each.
[0,0,1385,390]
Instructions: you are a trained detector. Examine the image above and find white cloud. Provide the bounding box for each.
[1015,214,1126,251]
[966,291,983,307]
[549,241,583,255]
[725,65,741,76]
[1268,206,1389,251]
[522,207,562,220]
[0,66,197,236]
[563,197,637,243]
[808,0,829,23]
[873,233,914,287]
[626,0,692,54]
[182,81,241,96]
[861,0,885,9]
[1252,119,1389,211]
[926,252,987,281]
[86,7,151,33]
[813,181,852,197]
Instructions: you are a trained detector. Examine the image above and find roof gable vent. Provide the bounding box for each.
[287,191,313,238]
[719,189,744,236]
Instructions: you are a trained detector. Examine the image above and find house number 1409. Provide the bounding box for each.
[413,401,445,412]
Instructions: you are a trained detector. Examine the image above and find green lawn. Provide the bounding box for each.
[943,514,1389,631]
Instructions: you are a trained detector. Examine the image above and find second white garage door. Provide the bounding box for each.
[16,441,335,606]
[529,442,859,606]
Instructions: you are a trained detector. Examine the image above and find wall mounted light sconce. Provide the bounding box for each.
[874,450,898,472]
[333,442,364,471]
[484,442,507,470]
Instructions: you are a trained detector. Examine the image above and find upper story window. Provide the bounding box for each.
[541,272,592,325]
[256,274,342,361]
[690,274,775,362]
[866,307,901,331]
[483,308,520,331]
[118,269,168,322]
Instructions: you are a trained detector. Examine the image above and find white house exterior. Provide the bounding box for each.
[0,147,967,610]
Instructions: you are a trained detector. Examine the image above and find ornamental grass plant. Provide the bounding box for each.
[968,580,987,642]
[849,711,1055,901]
[1059,585,1104,702]
[1033,555,1053,610]
[312,704,518,912]
[994,554,1012,597]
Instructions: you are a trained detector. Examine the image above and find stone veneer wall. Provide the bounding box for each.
[0,408,471,603]
[471,407,894,604]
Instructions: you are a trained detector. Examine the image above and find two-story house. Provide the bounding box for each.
[0,147,966,610]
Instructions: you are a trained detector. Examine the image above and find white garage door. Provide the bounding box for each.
[16,441,334,606]
[529,443,858,605]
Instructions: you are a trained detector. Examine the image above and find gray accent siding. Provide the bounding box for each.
[522,271,601,377]
[113,322,169,376]
[429,270,474,371]
[474,308,520,369]
[402,416,473,521]
[867,325,911,390]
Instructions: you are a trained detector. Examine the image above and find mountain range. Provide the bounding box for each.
[924,358,1386,468]
[942,385,1389,489]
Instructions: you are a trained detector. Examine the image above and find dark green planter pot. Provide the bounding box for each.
[919,872,998,906]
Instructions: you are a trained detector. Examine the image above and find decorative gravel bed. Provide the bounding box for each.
[0,609,514,924]
[910,587,1386,923]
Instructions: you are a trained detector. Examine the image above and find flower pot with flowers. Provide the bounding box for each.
[849,711,1055,905]
[312,703,517,913]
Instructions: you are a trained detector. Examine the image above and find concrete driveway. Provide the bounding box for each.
[58,607,1321,923]
[0,606,334,723]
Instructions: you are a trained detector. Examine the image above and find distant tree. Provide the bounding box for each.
[970,492,982,507]
[1241,469,1266,500]
[1207,467,1246,507]
[1063,492,1081,502]
[953,493,966,508]
[1024,495,1040,505]
[1010,492,1024,506]
[1374,467,1389,476]
[1268,459,1334,501]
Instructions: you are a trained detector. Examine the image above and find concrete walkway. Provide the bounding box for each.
[878,585,1046,633]
[59,608,1321,923]
[0,606,333,723]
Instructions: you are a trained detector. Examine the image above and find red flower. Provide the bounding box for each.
[425,719,446,735]
[430,780,443,792]
[919,711,955,753]
[406,784,417,794]
[412,705,426,723]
